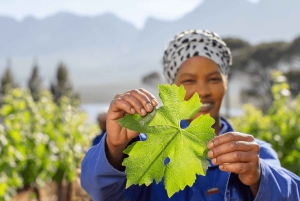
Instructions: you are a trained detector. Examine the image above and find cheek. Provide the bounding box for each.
[212,86,226,104]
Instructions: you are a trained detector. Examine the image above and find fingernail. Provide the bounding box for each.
[146,102,153,111]
[151,99,158,106]
[130,108,135,114]
[212,158,216,164]
[141,108,146,115]
[219,164,224,170]
[207,141,213,148]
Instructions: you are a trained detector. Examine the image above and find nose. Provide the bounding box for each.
[196,82,211,98]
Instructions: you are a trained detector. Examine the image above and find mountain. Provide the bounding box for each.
[0,12,138,57]
[0,12,141,89]
[135,0,300,58]
[0,0,300,103]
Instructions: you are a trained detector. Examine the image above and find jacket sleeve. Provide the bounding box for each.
[254,159,300,200]
[226,139,300,201]
[80,133,127,201]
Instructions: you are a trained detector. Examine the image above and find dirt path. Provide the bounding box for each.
[12,171,91,201]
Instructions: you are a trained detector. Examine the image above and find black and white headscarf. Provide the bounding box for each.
[163,29,232,84]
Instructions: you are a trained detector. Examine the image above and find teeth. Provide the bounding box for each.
[201,103,211,108]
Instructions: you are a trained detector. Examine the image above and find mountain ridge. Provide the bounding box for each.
[1,0,300,103]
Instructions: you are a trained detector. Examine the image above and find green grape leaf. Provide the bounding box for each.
[118,84,215,197]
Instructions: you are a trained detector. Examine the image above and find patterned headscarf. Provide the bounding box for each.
[162,29,232,84]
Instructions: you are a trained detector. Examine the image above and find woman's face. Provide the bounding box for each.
[173,56,227,122]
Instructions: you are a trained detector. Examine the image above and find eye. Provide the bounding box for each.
[209,77,222,82]
[182,79,195,84]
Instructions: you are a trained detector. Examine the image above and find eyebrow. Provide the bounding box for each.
[207,71,222,76]
[178,71,221,77]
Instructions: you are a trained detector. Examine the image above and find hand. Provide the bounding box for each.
[207,132,261,196]
[106,88,158,169]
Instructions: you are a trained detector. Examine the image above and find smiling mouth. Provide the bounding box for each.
[200,103,213,111]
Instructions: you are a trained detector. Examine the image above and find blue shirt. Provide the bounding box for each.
[81,118,300,201]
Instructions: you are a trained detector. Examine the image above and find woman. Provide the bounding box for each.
[81,30,300,200]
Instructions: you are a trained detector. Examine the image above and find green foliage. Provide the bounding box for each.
[231,70,300,176]
[118,84,215,197]
[0,124,23,201]
[0,88,97,200]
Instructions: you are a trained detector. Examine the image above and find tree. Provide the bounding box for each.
[234,42,289,113]
[285,35,300,58]
[50,62,74,104]
[28,64,43,102]
[284,69,300,98]
[0,60,18,95]
[222,38,251,117]
[282,36,300,72]
[223,37,250,52]
[251,42,289,67]
[0,60,18,107]
[223,37,251,74]
[224,36,300,113]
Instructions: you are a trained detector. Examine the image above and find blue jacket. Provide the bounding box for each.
[92,129,106,146]
[81,118,300,201]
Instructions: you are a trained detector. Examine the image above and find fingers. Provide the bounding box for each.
[207,132,260,172]
[206,132,261,188]
[211,150,259,165]
[219,161,261,187]
[138,88,159,106]
[218,162,257,174]
[114,89,158,105]
[105,88,159,155]
[208,140,259,158]
[207,132,255,149]
[109,89,159,119]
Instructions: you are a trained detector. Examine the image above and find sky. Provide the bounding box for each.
[0,0,259,28]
